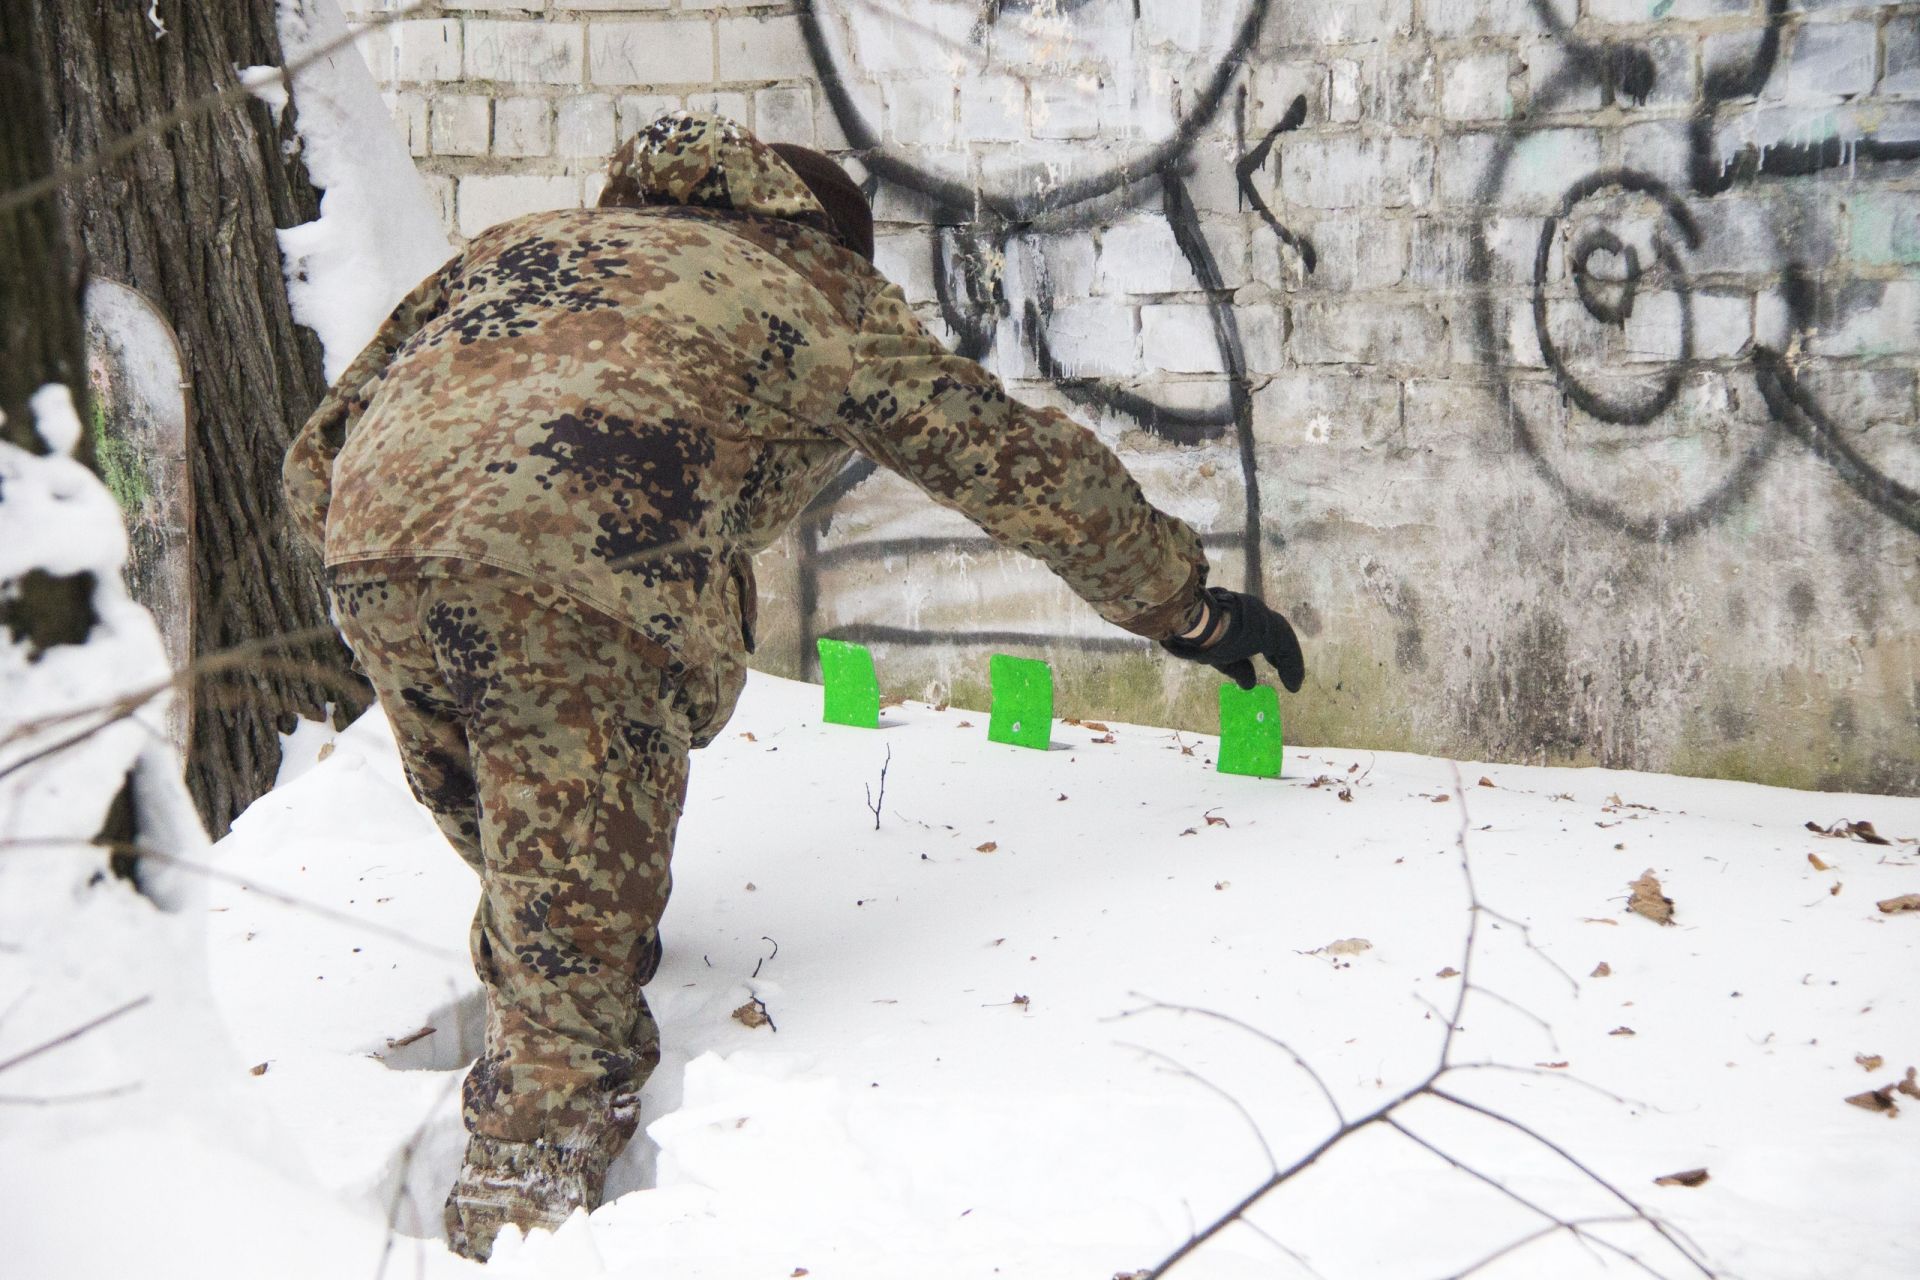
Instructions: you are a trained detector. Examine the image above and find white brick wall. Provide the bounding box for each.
[326,0,1920,788]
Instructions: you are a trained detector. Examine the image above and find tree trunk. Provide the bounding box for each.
[0,4,95,656]
[39,0,370,835]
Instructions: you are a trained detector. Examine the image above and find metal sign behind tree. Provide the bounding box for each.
[84,277,192,754]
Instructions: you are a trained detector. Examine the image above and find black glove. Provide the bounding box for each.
[1160,588,1306,693]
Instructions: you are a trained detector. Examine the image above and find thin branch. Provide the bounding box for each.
[0,1083,141,1106]
[1446,1215,1650,1280]
[1430,1088,1717,1278]
[0,995,151,1076]
[1444,1060,1657,1112]
[373,1072,462,1280]
[1,838,463,961]
[1119,1041,1279,1173]
[864,744,891,830]
[1386,1116,1653,1279]
[1463,982,1562,1055]
[1118,997,1346,1128]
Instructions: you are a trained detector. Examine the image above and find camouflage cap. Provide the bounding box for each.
[599,112,846,249]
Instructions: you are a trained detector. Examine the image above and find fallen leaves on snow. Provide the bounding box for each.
[1627,869,1676,925]
[1807,852,1831,871]
[1807,819,1893,845]
[1435,966,1459,978]
[1610,1026,1637,1036]
[975,841,998,854]
[1654,1168,1709,1187]
[1877,893,1920,914]
[1591,961,1613,977]
[732,999,772,1030]
[1203,810,1230,828]
[1856,1053,1884,1072]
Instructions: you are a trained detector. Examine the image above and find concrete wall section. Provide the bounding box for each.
[338,0,1920,794]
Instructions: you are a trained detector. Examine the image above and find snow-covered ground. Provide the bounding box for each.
[4,671,1917,1279]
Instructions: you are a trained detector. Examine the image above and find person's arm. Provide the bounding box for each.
[282,267,452,558]
[827,281,1207,639]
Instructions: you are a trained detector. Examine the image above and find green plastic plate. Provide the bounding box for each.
[816,638,880,729]
[1217,682,1282,778]
[987,654,1052,751]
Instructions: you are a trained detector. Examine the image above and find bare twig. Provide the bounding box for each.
[1119,1041,1279,1173]
[372,1072,462,1280]
[750,936,780,980]
[1134,767,1721,1280]
[864,744,892,830]
[1118,997,1346,1128]
[0,838,462,961]
[0,995,151,1076]
[0,1083,141,1106]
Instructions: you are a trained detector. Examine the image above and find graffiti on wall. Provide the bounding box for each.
[1481,0,1920,540]
[791,0,1919,676]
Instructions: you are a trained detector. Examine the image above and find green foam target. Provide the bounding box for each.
[987,654,1052,751]
[816,638,880,729]
[1217,682,1283,778]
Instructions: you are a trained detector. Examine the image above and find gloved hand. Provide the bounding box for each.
[1160,587,1306,693]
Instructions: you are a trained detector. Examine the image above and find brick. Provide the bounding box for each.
[464,20,581,85]
[422,174,456,240]
[1441,51,1516,121]
[873,230,937,303]
[1887,16,1920,95]
[492,96,550,157]
[458,174,576,237]
[1141,304,1228,374]
[959,77,1027,144]
[1329,58,1363,123]
[1254,372,1404,451]
[617,93,682,137]
[1784,20,1878,99]
[754,85,815,145]
[717,14,814,81]
[1097,216,1213,296]
[1423,0,1548,38]
[1690,290,1754,360]
[554,0,668,10]
[430,94,490,156]
[1009,233,1098,304]
[556,94,617,156]
[1039,303,1137,378]
[392,92,429,158]
[390,19,461,81]
[1808,279,1920,358]
[686,91,750,124]
[1443,128,1602,209]
[1136,0,1208,50]
[589,19,714,86]
[1291,297,1446,365]
[351,25,392,83]
[443,0,547,11]
[1281,135,1434,210]
[885,79,955,146]
[1295,217,1411,291]
[1262,0,1415,48]
[1522,39,1604,114]
[1586,0,1747,21]
[1029,87,1101,140]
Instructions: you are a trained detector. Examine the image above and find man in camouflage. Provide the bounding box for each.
[285,112,1304,1260]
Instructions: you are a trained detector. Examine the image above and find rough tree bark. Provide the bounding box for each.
[0,5,95,655]
[38,0,370,835]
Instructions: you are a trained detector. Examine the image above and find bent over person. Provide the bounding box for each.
[284,113,1305,1260]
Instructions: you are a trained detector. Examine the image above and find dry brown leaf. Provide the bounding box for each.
[1436,966,1460,978]
[1477,776,1496,788]
[1856,1053,1885,1072]
[1831,882,1843,896]
[1203,810,1230,828]
[1090,732,1117,745]
[1324,938,1372,957]
[792,1269,810,1277]
[956,720,974,728]
[1807,852,1831,871]
[1535,1061,1570,1069]
[1845,1085,1900,1116]
[1056,793,1068,802]
[1610,1026,1637,1036]
[249,1062,269,1076]
[1431,793,1451,804]
[732,1000,770,1030]
[975,841,998,854]
[1591,961,1613,977]
[1627,869,1675,925]
[1654,1168,1709,1187]
[1214,881,1230,891]
[1011,993,1030,1008]
[316,742,335,763]
[739,731,758,743]
[1810,819,1894,845]
[1178,827,1197,837]
[1081,721,1111,733]
[745,882,757,891]
[1899,1067,1920,1101]
[1583,917,1620,926]
[1877,893,1920,914]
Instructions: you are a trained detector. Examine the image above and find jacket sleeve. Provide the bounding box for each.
[281,267,452,559]
[826,281,1208,640]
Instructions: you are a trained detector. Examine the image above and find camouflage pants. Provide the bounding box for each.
[330,564,743,1149]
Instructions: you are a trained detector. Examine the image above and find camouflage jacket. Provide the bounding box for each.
[284,114,1206,673]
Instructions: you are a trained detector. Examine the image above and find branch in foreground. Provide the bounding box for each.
[0,995,151,1077]
[1134,770,1720,1280]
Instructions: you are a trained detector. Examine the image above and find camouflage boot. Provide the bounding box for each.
[443,1133,618,1261]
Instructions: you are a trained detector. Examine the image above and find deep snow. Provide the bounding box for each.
[5,671,1916,1278]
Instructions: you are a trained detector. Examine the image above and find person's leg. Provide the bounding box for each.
[415,577,693,1258]
[328,576,484,873]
